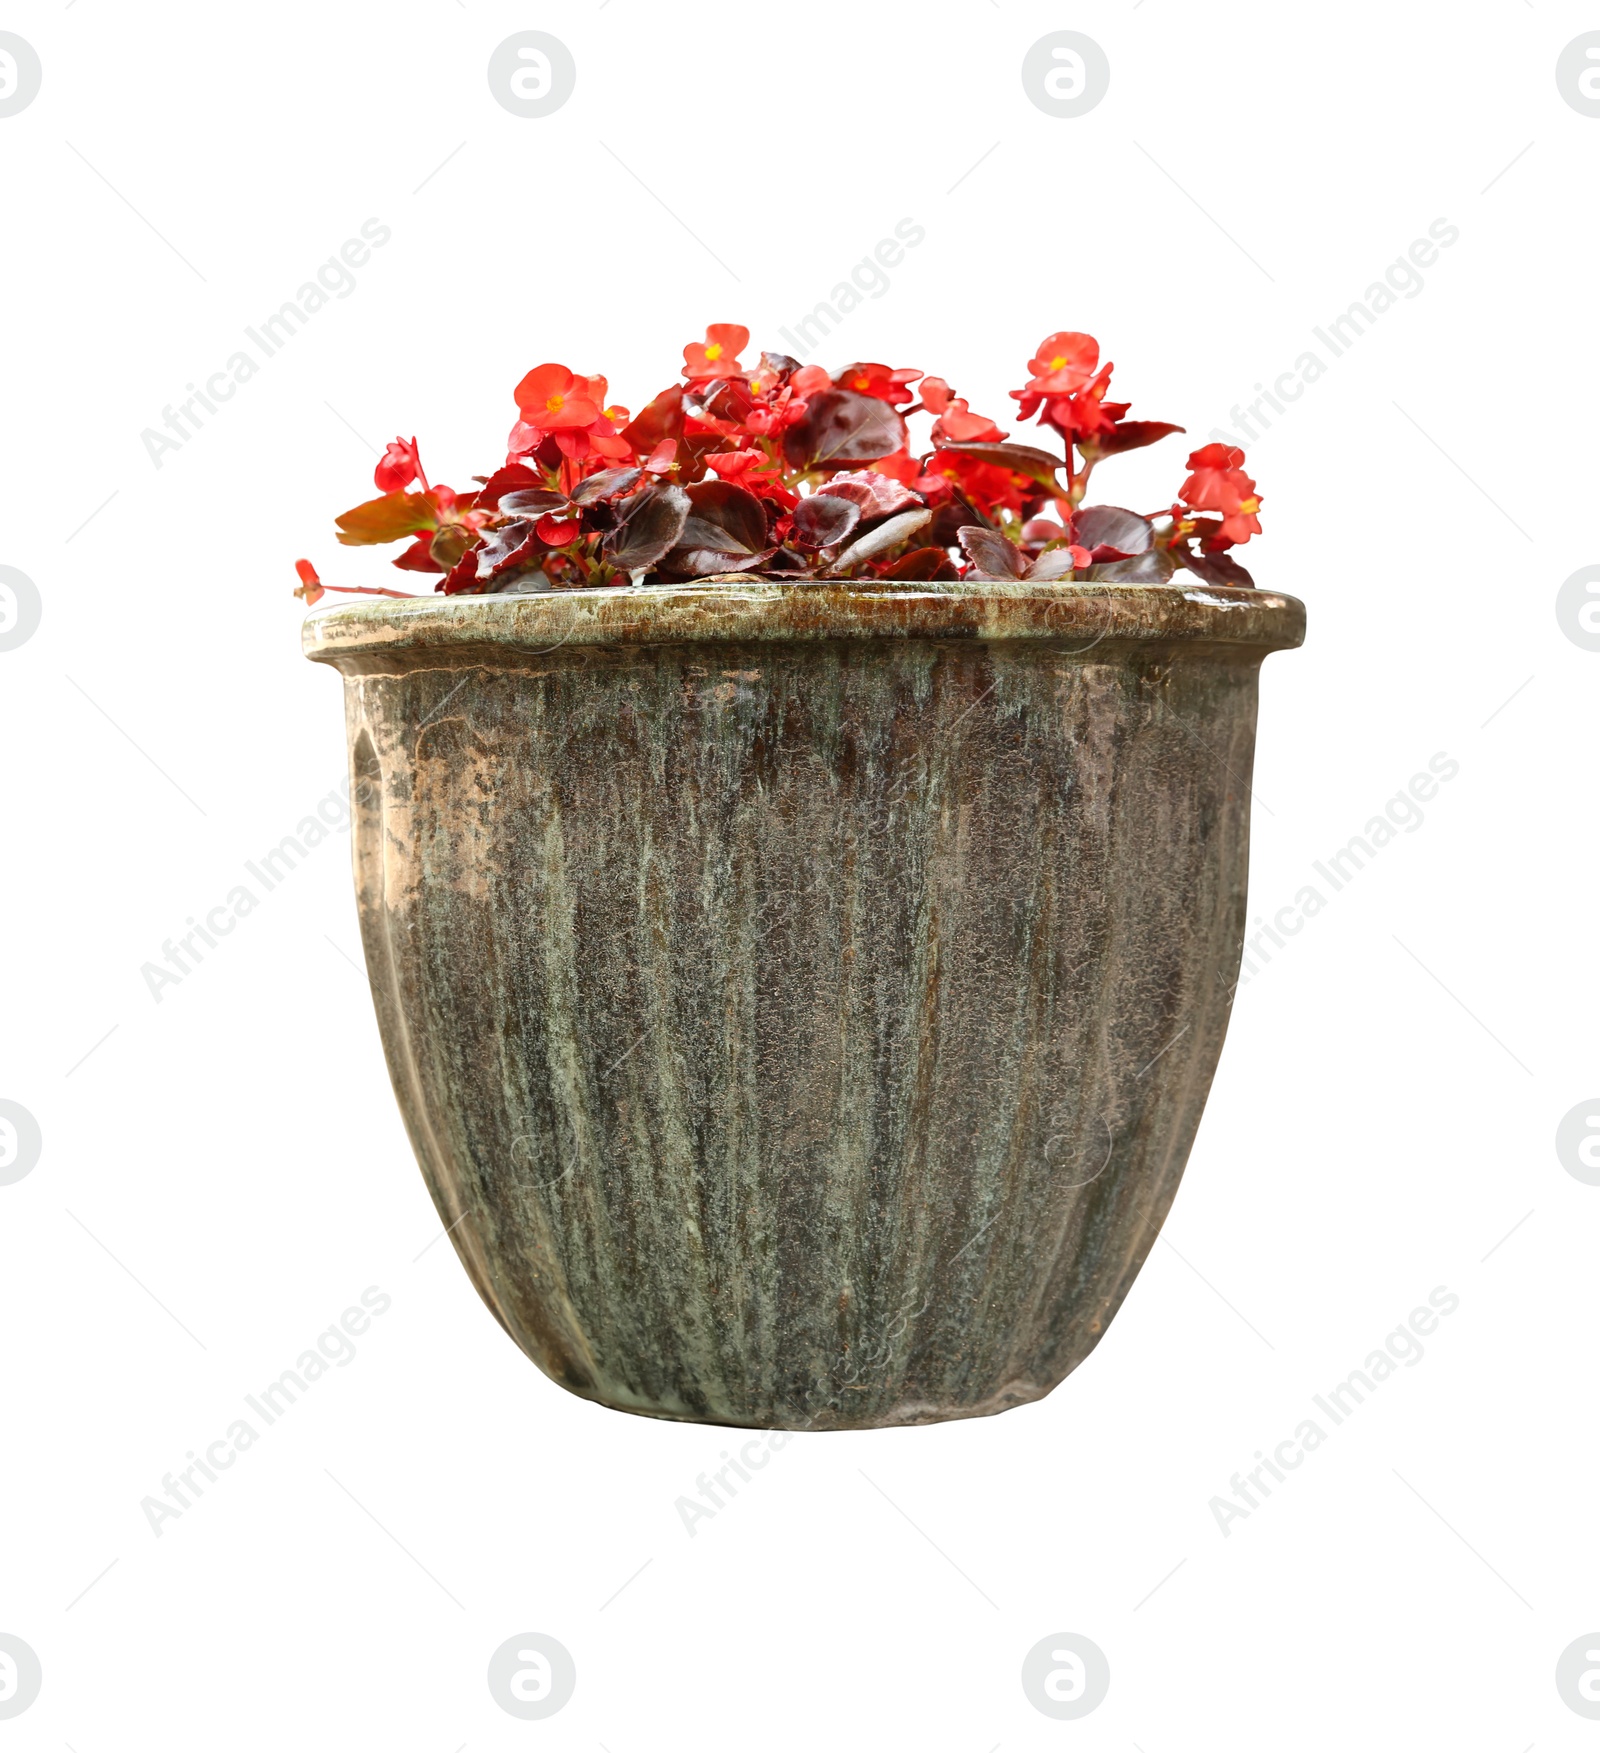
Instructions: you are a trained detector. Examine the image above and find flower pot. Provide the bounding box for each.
[305,580,1303,1429]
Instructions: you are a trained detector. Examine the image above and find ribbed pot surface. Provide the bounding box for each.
[306,581,1303,1428]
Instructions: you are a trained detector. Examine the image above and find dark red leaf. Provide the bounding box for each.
[569,466,643,507]
[936,441,1065,484]
[1175,546,1254,587]
[474,519,542,584]
[668,545,780,579]
[927,491,990,546]
[620,386,685,455]
[761,547,815,575]
[816,474,923,518]
[958,525,1027,579]
[1073,505,1153,561]
[691,378,758,426]
[1026,547,1079,581]
[499,488,569,518]
[791,494,860,549]
[440,541,485,595]
[663,478,775,576]
[1080,421,1185,459]
[475,464,541,512]
[677,480,770,556]
[1093,547,1178,583]
[392,533,444,573]
[602,483,691,571]
[783,389,906,470]
[826,509,933,574]
[879,546,961,582]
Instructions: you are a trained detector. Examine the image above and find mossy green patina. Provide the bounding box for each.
[306,581,1303,1428]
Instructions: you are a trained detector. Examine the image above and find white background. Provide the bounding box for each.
[2,1,1596,1746]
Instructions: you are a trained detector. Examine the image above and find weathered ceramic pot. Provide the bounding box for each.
[305,581,1302,1429]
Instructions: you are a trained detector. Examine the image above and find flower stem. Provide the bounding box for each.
[315,583,421,600]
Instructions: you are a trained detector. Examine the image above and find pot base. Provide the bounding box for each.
[553,1370,1061,1433]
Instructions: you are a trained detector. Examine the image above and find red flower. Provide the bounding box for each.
[1179,445,1262,545]
[1215,499,1262,546]
[1025,331,1100,395]
[517,386,636,467]
[505,420,543,460]
[293,558,324,605]
[788,363,832,400]
[1179,443,1246,509]
[931,397,1008,445]
[917,376,953,415]
[1039,364,1123,443]
[741,364,828,439]
[291,555,416,603]
[375,437,424,494]
[553,404,635,464]
[704,449,777,486]
[834,363,923,406]
[867,448,922,486]
[682,323,750,382]
[513,364,602,431]
[588,408,636,459]
[535,516,582,546]
[705,447,794,507]
[924,452,1033,521]
[738,363,829,439]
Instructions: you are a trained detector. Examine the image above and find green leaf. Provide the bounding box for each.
[429,524,473,570]
[335,491,439,547]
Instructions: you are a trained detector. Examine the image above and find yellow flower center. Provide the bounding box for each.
[1050,355,1066,370]
[748,378,762,396]
[1239,497,1259,515]
[705,342,723,361]
[545,393,565,413]
[855,375,870,390]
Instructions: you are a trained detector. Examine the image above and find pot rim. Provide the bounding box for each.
[303,578,1305,671]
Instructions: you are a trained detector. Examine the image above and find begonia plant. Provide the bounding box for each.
[294,325,1262,605]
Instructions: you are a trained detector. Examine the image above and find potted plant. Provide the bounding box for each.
[301,326,1303,1429]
